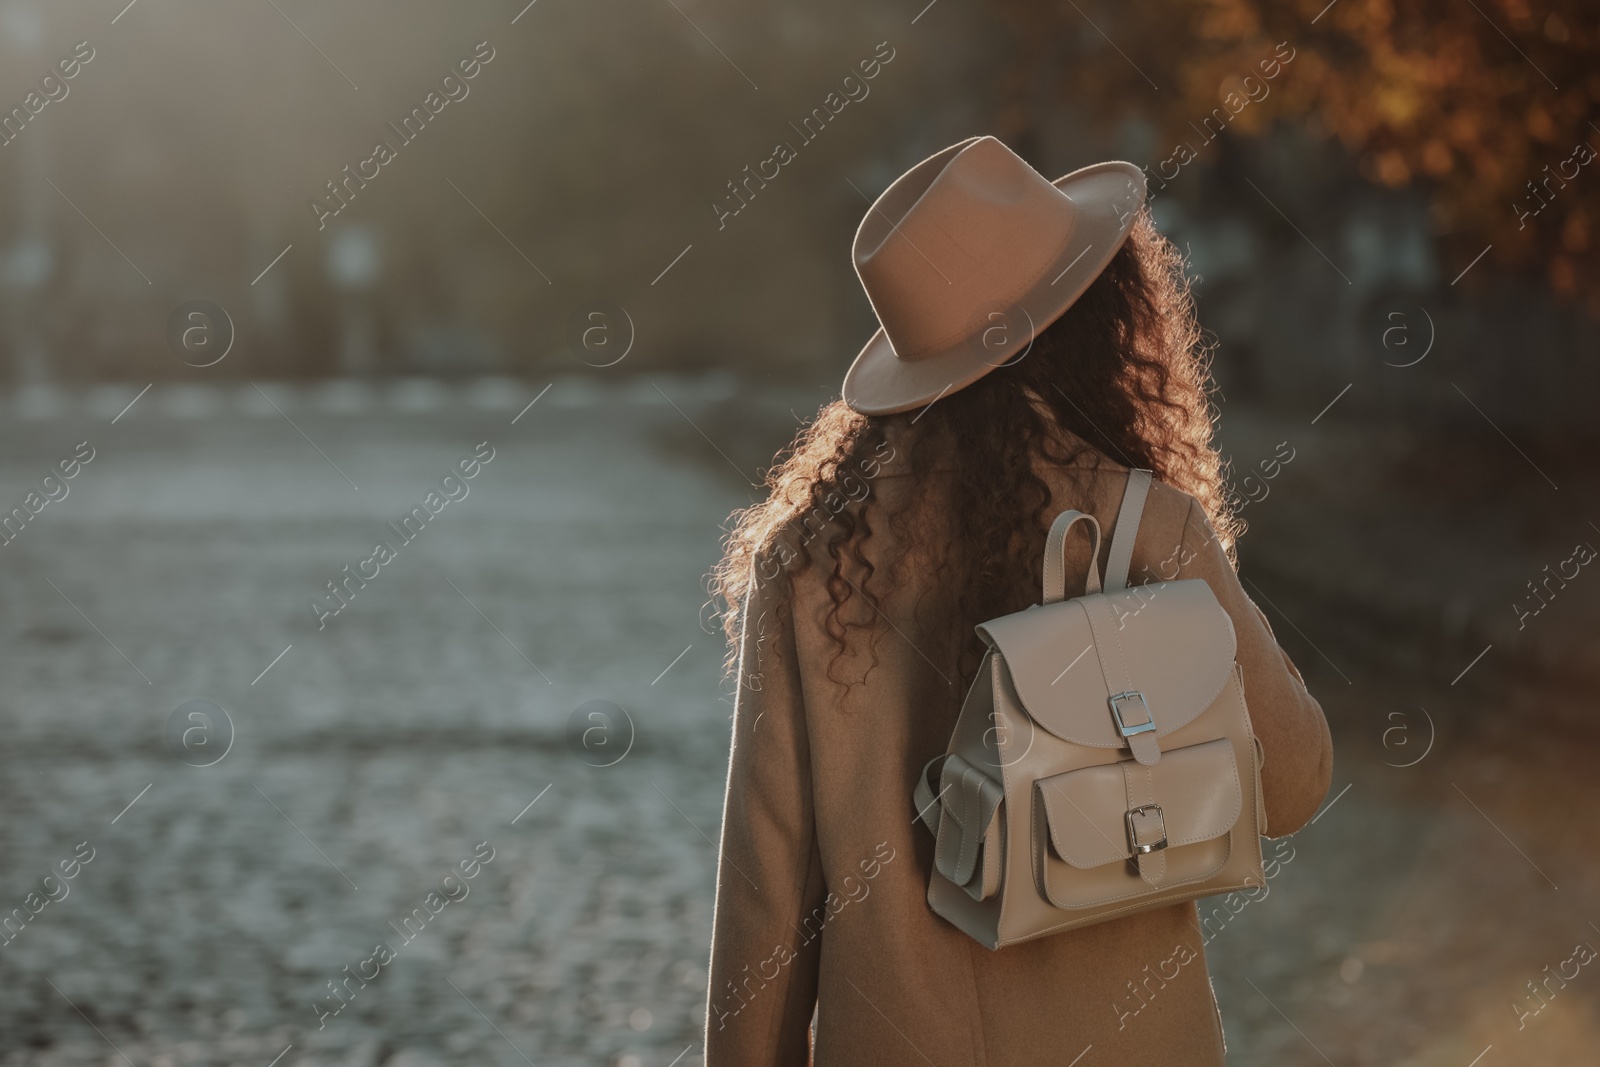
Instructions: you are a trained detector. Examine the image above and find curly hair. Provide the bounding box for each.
[708,207,1238,695]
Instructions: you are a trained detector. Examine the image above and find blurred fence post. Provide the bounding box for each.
[327,226,381,377]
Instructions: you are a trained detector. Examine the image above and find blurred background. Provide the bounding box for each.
[0,0,1597,1065]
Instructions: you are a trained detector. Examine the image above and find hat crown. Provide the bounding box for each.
[840,137,1147,416]
[852,136,1081,361]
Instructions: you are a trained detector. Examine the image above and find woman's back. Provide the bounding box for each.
[707,447,1331,1065]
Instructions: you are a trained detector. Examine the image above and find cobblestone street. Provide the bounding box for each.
[1,378,1597,1066]
[0,379,748,1067]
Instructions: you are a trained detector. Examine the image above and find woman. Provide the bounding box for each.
[704,136,1332,1065]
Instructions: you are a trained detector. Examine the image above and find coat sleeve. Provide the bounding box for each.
[1175,498,1333,836]
[705,562,826,1066]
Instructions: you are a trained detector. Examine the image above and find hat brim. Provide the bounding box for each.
[841,160,1147,417]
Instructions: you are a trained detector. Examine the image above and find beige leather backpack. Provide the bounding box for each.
[913,470,1266,949]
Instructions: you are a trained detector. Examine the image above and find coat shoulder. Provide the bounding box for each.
[1112,475,1210,585]
[1142,477,1202,529]
[1040,454,1201,532]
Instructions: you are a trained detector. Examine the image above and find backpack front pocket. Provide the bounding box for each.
[1032,737,1242,909]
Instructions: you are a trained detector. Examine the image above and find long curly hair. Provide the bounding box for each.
[708,207,1237,694]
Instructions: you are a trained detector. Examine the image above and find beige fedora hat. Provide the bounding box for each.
[842,136,1147,416]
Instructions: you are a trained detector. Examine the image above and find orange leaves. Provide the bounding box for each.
[1526,104,1560,143]
[1542,13,1573,43]
[1422,139,1454,177]
[1373,84,1424,128]
[991,0,1600,306]
[1561,208,1590,252]
[1374,150,1412,186]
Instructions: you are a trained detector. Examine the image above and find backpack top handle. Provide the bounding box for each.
[1043,510,1101,604]
[1041,469,1153,605]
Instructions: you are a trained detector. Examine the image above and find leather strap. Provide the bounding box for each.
[938,761,1003,887]
[915,754,1004,901]
[1043,510,1102,604]
[914,755,946,835]
[1122,762,1167,886]
[1102,469,1152,593]
[1083,595,1162,766]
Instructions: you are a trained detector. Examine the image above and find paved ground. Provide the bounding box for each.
[0,377,1596,1066]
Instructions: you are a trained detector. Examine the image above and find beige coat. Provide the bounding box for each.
[706,442,1333,1066]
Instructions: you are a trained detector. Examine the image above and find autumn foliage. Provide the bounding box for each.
[992,0,1600,310]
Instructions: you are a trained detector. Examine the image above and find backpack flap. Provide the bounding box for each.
[975,577,1236,759]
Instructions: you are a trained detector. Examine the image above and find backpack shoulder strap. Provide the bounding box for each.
[1102,468,1152,592]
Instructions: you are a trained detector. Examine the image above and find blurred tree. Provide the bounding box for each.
[991,0,1600,312]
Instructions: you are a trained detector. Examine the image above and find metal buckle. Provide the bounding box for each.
[1125,804,1168,854]
[1109,691,1156,738]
